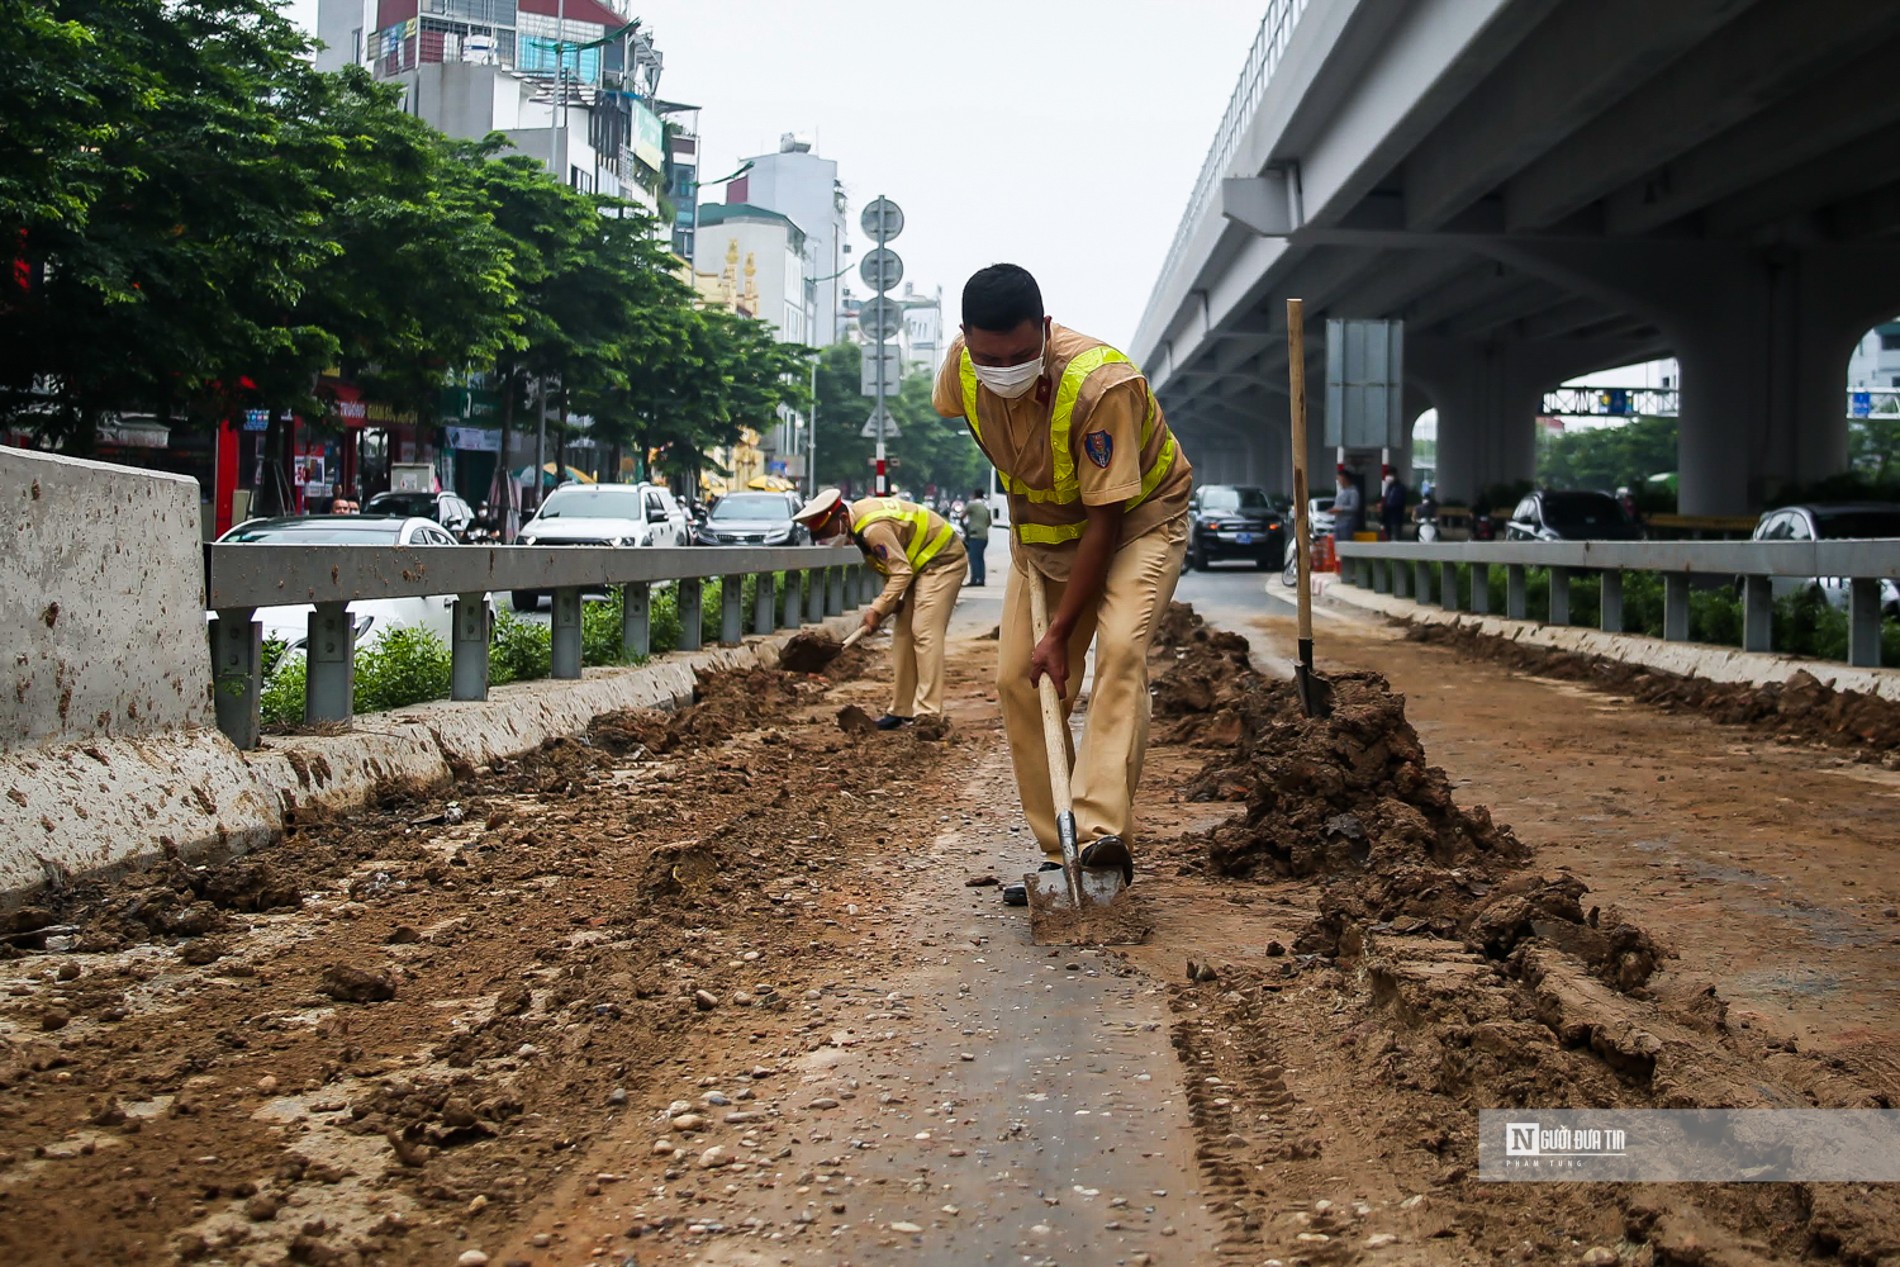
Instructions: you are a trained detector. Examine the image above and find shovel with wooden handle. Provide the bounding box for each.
[1287,297,1335,720]
[1023,567,1126,939]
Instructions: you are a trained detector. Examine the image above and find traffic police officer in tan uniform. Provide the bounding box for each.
[932,264,1192,904]
[794,488,966,729]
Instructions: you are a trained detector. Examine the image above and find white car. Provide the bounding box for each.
[215,515,490,649]
[512,482,691,611]
[1751,503,1900,615]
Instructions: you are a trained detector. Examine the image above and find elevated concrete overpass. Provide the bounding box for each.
[1133,0,1900,514]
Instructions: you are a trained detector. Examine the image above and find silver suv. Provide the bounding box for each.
[512,483,690,611]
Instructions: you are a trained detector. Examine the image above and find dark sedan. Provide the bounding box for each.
[1504,490,1644,542]
[1188,484,1286,570]
[694,491,809,546]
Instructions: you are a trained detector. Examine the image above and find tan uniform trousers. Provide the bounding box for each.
[998,518,1187,860]
[889,543,965,719]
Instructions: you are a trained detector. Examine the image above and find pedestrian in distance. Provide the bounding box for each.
[934,263,1194,906]
[793,488,966,731]
[962,488,992,586]
[1332,467,1363,541]
[1380,466,1407,541]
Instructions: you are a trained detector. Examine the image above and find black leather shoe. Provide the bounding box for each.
[874,713,914,730]
[1078,835,1134,886]
[1002,861,1063,906]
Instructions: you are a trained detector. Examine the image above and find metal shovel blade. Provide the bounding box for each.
[1294,639,1335,719]
[1025,866,1143,946]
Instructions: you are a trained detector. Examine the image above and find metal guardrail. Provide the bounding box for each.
[1146,0,1311,324]
[205,544,874,749]
[1335,539,1900,669]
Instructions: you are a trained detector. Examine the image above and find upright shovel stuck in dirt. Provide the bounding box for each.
[1286,297,1335,720]
[1024,568,1130,942]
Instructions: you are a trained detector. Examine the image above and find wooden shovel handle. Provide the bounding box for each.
[1287,297,1315,645]
[1026,569,1075,817]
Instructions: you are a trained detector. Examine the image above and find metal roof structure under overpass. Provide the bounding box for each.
[1134,0,1900,515]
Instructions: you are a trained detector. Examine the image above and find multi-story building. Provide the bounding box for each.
[896,283,943,378]
[727,135,848,346]
[1847,321,1900,389]
[660,103,702,263]
[838,283,942,378]
[315,0,669,214]
[695,203,809,482]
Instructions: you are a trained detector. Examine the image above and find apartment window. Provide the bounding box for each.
[1882,333,1900,351]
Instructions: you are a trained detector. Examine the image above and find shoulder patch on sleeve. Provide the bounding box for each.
[1084,430,1113,469]
[874,543,889,559]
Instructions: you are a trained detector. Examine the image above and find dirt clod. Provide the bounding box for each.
[319,964,396,1003]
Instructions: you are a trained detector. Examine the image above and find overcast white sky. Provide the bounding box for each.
[282,0,1269,348]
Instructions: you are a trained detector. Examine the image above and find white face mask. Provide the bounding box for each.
[971,334,1045,399]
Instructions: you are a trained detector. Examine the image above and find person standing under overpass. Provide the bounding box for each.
[961,488,992,586]
[933,263,1194,905]
[794,488,966,730]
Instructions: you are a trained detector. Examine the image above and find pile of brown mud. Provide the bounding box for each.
[1152,610,1665,994]
[589,666,814,757]
[1407,620,1900,761]
[1152,605,1900,1262]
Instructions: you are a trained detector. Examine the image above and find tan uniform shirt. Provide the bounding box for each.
[849,497,965,620]
[932,324,1192,579]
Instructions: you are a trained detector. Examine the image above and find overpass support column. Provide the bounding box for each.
[1408,339,1545,509]
[1483,240,1900,515]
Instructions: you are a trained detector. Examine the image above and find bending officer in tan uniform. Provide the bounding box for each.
[932,264,1193,905]
[794,489,966,730]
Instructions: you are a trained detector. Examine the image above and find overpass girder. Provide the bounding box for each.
[1604,36,1900,236]
[1404,0,1763,232]
[1503,0,1900,230]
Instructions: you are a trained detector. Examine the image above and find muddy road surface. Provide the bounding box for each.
[1,569,1896,1266]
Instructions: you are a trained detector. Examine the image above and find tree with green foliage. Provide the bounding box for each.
[1537,414,1678,494]
[807,342,986,496]
[1,0,339,450]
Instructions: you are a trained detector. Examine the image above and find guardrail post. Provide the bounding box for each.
[826,566,846,616]
[1471,565,1490,615]
[1549,566,1572,626]
[720,574,744,645]
[804,569,825,624]
[211,608,261,750]
[451,593,489,701]
[754,572,777,636]
[781,568,803,628]
[678,578,703,651]
[622,582,650,659]
[1663,574,1690,641]
[1391,560,1410,599]
[305,601,355,724]
[1601,570,1624,634]
[1413,560,1432,605]
[1849,578,1883,668]
[1506,566,1527,621]
[861,565,880,606]
[1741,575,1771,653]
[551,587,583,678]
[1370,558,1389,594]
[1440,562,1459,613]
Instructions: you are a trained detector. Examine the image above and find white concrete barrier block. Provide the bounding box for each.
[3,447,210,748]
[0,732,280,894]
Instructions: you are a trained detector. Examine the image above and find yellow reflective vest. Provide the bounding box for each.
[957,345,1179,545]
[849,497,957,575]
